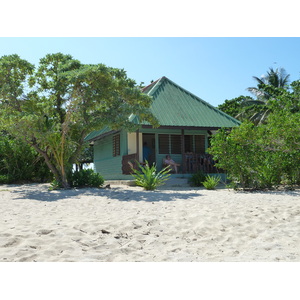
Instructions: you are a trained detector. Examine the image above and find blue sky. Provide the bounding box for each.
[1,37,300,107]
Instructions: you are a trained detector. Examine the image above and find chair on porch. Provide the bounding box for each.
[162,155,180,174]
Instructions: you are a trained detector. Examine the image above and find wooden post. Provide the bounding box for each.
[181,129,186,173]
[136,129,140,162]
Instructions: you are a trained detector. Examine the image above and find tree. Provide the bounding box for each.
[217,95,254,120]
[208,110,300,189]
[247,67,290,100]
[0,53,157,188]
[235,67,291,125]
[0,132,51,183]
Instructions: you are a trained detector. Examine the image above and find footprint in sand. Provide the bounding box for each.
[1,238,21,248]
[36,229,53,236]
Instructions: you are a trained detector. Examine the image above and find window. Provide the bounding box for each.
[158,134,169,154]
[113,134,120,157]
[195,135,205,153]
[159,134,206,154]
[159,134,182,154]
[171,135,181,154]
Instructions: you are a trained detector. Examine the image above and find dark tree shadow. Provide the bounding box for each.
[8,184,201,202]
[103,187,200,202]
[232,188,300,197]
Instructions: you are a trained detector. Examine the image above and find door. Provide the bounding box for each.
[142,133,155,165]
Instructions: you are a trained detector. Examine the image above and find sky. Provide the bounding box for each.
[1,37,300,107]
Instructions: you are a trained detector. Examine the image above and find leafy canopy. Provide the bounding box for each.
[208,111,300,189]
[0,53,157,188]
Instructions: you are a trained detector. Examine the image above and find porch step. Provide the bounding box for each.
[104,180,136,186]
[161,177,190,188]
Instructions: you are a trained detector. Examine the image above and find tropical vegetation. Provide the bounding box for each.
[189,170,206,187]
[0,132,51,184]
[0,53,157,188]
[211,68,300,190]
[202,175,221,190]
[130,161,171,190]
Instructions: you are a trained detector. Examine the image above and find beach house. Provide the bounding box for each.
[85,76,240,179]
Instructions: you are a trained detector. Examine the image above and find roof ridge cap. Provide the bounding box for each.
[141,77,163,93]
[145,76,165,95]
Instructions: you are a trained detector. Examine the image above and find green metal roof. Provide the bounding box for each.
[85,76,240,141]
[141,76,240,128]
[85,127,113,142]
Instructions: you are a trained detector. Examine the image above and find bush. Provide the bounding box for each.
[0,174,9,184]
[189,170,206,187]
[0,134,52,183]
[70,169,104,188]
[202,175,221,190]
[208,112,300,190]
[131,161,171,190]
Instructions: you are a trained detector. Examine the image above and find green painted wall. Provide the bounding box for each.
[93,129,128,179]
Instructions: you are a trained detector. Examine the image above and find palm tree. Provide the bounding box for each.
[247,67,290,100]
[242,67,290,124]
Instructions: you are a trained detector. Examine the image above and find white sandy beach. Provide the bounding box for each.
[0,183,300,262]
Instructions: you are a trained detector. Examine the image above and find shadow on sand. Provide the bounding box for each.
[8,184,201,203]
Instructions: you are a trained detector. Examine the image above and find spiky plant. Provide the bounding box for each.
[131,161,171,190]
[202,175,221,190]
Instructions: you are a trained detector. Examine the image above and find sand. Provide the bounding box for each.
[0,183,300,262]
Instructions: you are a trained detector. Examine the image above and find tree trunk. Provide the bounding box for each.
[30,143,71,188]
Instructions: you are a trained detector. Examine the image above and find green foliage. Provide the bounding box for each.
[218,67,298,125]
[208,111,300,190]
[70,169,104,188]
[49,179,62,190]
[247,67,290,100]
[131,161,171,190]
[217,96,254,119]
[202,175,221,190]
[0,133,52,183]
[189,170,206,187]
[0,175,9,184]
[0,53,157,188]
[50,169,104,190]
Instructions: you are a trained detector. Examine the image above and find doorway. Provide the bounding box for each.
[142,133,155,165]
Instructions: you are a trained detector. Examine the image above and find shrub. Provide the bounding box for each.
[208,112,300,190]
[49,179,62,190]
[0,134,52,183]
[0,174,9,184]
[189,170,206,187]
[131,161,171,190]
[70,169,104,188]
[202,175,221,190]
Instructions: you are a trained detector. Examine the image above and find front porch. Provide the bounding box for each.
[122,152,223,175]
[124,127,224,175]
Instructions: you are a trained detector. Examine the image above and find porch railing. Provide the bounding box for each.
[122,153,139,175]
[122,153,222,175]
[184,153,222,174]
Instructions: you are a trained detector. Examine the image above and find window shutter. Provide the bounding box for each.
[195,135,205,153]
[158,134,169,154]
[171,135,181,154]
[113,134,120,157]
